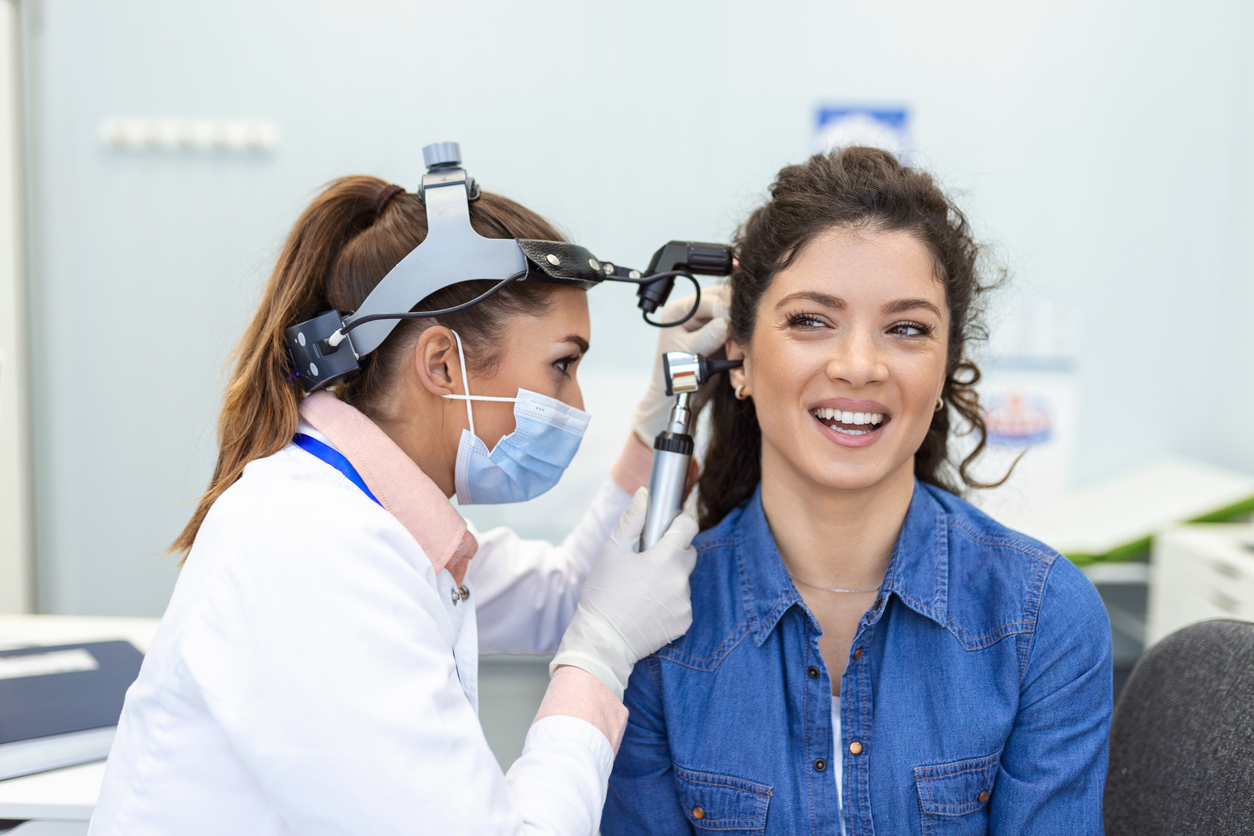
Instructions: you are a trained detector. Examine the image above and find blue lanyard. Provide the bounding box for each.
[292,433,382,507]
[293,433,465,688]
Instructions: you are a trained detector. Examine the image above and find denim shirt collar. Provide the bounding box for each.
[735,479,949,647]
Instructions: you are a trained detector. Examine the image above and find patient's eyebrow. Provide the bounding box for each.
[774,291,845,310]
[881,298,943,318]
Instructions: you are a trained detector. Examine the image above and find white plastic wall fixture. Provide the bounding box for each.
[98,118,279,153]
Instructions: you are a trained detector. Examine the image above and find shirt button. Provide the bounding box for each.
[813,758,827,772]
[807,666,820,679]
[852,647,863,660]
[978,790,990,803]
[692,806,705,820]
[849,741,863,755]
[874,597,882,609]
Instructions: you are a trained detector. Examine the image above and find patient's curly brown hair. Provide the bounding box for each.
[697,147,1006,530]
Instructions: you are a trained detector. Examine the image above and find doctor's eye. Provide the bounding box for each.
[552,354,580,376]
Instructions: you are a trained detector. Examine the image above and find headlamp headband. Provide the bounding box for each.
[285,141,731,392]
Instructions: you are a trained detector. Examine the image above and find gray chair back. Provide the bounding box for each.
[1104,618,1254,835]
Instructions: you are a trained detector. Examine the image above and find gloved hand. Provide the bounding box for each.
[632,285,731,445]
[550,488,699,700]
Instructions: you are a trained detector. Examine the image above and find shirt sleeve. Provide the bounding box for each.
[990,557,1113,835]
[469,478,632,656]
[601,657,694,835]
[178,479,619,836]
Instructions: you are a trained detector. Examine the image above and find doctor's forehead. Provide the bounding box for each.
[536,285,591,344]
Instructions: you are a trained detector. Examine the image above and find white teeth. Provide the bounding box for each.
[812,407,885,426]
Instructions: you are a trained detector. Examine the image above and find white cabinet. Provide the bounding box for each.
[1147,525,1254,647]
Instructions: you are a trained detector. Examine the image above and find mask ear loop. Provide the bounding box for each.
[442,330,517,440]
[450,330,476,439]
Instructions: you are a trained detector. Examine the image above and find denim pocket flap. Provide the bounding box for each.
[674,764,772,831]
[913,752,1000,816]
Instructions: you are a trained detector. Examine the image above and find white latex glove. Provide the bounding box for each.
[632,285,731,444]
[550,487,699,700]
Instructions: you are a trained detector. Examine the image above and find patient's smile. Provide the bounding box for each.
[811,407,886,434]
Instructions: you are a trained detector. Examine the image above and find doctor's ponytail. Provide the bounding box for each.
[170,177,564,556]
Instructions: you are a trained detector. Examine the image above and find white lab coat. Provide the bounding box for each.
[87,423,632,836]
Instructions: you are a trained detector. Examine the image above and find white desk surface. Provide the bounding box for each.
[993,457,1254,562]
[0,615,160,822]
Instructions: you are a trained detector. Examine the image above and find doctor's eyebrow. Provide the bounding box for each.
[561,335,590,353]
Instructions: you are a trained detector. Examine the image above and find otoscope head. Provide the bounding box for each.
[661,351,744,397]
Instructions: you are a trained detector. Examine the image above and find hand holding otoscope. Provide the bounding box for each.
[639,350,742,550]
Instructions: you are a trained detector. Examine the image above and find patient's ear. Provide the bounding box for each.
[726,339,750,397]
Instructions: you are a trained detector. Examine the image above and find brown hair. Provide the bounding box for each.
[697,147,1005,530]
[170,176,564,555]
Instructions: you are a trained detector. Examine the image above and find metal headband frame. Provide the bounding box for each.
[285,141,733,393]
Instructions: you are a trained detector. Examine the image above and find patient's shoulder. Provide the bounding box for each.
[652,507,753,671]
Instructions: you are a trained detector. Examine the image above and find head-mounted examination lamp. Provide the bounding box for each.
[286,141,733,392]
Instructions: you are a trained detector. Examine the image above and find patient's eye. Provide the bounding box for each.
[888,320,935,337]
[785,311,827,330]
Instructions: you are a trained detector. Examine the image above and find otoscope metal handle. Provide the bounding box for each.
[639,444,692,551]
[637,351,743,551]
[639,387,696,551]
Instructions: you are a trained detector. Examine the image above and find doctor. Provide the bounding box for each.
[88,166,728,835]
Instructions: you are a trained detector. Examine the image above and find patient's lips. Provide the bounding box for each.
[809,398,890,448]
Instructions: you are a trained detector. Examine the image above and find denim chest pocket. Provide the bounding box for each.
[913,752,1000,836]
[673,764,772,831]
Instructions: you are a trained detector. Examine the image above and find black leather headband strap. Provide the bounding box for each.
[517,239,609,288]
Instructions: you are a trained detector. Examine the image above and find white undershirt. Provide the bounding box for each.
[832,696,846,836]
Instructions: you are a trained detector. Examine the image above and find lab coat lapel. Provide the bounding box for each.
[299,391,477,584]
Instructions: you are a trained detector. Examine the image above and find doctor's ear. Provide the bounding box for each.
[414,327,460,397]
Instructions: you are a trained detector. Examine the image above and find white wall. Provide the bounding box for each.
[1221,2,1254,474]
[22,0,1254,615]
[0,0,31,614]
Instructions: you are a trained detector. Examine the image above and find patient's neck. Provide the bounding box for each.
[759,447,915,591]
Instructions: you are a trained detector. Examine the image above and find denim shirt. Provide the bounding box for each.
[603,481,1112,835]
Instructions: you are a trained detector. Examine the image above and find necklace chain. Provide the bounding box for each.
[789,573,881,595]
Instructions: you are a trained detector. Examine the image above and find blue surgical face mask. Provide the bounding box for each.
[442,330,590,505]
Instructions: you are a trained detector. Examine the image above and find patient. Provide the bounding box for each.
[603,148,1112,835]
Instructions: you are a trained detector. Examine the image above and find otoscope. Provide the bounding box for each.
[639,351,742,551]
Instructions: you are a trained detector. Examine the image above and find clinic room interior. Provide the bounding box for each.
[1,2,1253,835]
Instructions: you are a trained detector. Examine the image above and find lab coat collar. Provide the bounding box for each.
[298,391,477,584]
